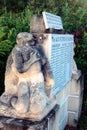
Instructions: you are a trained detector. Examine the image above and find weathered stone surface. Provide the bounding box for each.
[0,32,56,121]
[0,104,59,130]
[68,96,80,112]
[67,73,84,127]
[30,15,45,33]
[72,59,77,72]
[30,15,64,34]
[70,71,83,96]
[68,111,78,127]
[11,82,30,114]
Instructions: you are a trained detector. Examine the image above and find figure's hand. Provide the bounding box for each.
[22,51,40,72]
[29,51,40,64]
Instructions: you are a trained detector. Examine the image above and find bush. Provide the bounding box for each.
[0,9,32,56]
[0,9,32,94]
[61,1,87,86]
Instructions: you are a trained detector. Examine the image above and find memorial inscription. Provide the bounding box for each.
[42,12,63,30]
[49,34,74,94]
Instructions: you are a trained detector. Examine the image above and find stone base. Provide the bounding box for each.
[0,96,57,121]
[0,104,59,130]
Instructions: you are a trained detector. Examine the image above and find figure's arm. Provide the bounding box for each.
[12,48,22,73]
[36,44,54,87]
[12,47,40,73]
[23,51,40,72]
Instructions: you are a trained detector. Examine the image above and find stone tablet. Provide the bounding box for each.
[42,11,63,30]
[48,34,74,94]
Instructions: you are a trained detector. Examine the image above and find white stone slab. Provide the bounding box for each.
[49,34,74,95]
[42,11,63,30]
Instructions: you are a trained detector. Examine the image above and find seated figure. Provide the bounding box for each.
[0,32,54,116]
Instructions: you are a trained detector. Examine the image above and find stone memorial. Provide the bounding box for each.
[0,11,83,130]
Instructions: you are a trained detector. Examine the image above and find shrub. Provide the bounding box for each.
[0,9,32,93]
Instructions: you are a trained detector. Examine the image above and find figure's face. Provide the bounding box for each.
[16,32,35,47]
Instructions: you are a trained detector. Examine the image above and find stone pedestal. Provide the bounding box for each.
[0,105,59,130]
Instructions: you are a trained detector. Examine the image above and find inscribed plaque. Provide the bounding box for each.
[49,34,74,94]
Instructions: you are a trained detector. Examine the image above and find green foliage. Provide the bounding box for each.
[75,32,87,72]
[0,0,29,13]
[27,0,65,15]
[62,1,87,32]
[60,1,87,85]
[0,9,32,93]
[0,9,31,57]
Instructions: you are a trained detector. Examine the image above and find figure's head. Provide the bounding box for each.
[16,32,35,46]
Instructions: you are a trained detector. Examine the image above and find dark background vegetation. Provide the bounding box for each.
[0,0,87,129]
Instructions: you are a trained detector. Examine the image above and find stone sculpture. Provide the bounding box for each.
[0,32,55,120]
[72,43,78,79]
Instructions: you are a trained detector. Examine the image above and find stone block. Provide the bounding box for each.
[56,81,70,106]
[70,74,84,96]
[72,70,81,80]
[30,15,45,33]
[59,114,68,130]
[68,111,78,127]
[63,82,70,99]
[56,89,65,106]
[78,93,83,118]
[57,99,68,123]
[70,79,80,96]
[68,96,80,112]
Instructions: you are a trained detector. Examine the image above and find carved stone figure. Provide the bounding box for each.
[72,43,78,79]
[0,32,55,119]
